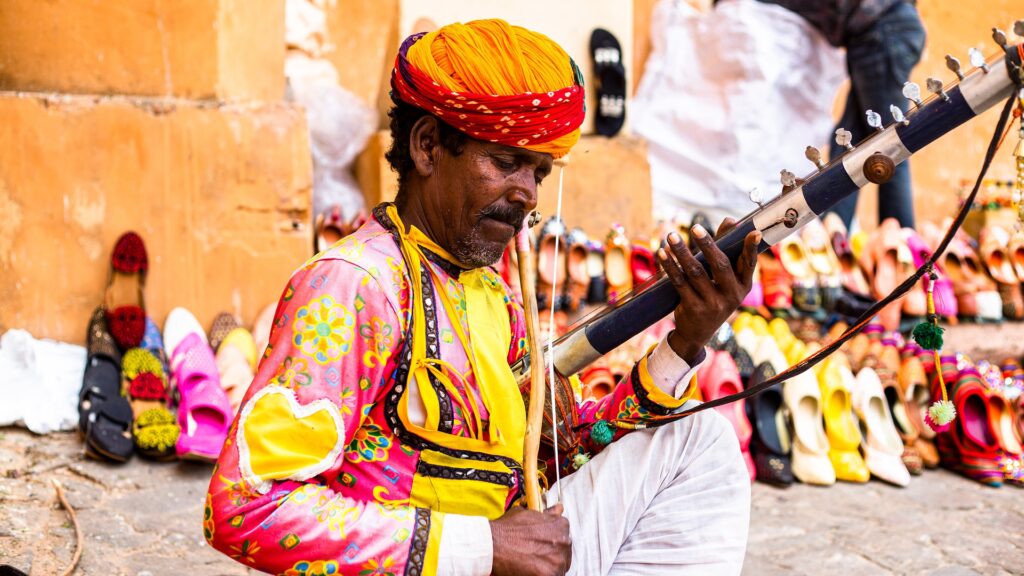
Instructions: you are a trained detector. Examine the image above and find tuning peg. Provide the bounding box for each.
[866,109,884,133]
[927,77,950,102]
[993,28,1008,48]
[1014,20,1024,37]
[890,105,909,126]
[780,169,797,188]
[748,187,764,209]
[946,55,965,80]
[835,128,854,151]
[902,82,923,109]
[969,47,990,73]
[805,146,826,170]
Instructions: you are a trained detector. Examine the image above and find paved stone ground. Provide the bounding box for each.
[0,428,1021,576]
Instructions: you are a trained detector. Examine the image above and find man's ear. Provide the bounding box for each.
[409,116,440,177]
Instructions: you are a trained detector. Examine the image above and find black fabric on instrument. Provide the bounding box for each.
[635,89,1020,428]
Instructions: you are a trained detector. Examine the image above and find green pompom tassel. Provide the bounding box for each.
[928,400,957,426]
[591,420,615,446]
[912,321,945,351]
[572,452,591,470]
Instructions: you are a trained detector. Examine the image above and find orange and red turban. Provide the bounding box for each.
[391,19,585,159]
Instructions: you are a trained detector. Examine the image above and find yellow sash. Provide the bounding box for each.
[385,206,525,517]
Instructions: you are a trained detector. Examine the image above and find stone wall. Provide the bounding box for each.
[0,1,311,344]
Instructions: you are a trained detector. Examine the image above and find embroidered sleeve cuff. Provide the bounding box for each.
[646,338,705,403]
[436,513,493,576]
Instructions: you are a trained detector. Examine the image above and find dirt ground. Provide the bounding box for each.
[0,427,1021,576]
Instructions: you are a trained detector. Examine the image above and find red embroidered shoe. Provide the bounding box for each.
[938,369,1005,487]
[105,231,148,350]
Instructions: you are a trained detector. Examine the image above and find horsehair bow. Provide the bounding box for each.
[517,209,547,511]
[519,157,572,510]
[511,28,1024,427]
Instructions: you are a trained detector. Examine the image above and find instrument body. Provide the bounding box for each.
[514,44,1023,386]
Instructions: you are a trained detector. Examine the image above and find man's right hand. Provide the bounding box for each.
[490,503,572,576]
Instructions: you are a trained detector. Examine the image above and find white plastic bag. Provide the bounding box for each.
[0,329,85,434]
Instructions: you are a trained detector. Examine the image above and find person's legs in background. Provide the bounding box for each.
[829,2,926,230]
[829,82,867,229]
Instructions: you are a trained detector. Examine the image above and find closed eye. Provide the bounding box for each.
[491,156,516,171]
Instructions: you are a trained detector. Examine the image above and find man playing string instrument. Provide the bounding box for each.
[206,19,759,576]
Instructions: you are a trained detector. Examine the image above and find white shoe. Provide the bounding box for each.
[784,371,835,485]
[853,367,911,487]
[163,307,207,360]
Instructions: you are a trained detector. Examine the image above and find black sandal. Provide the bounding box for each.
[745,362,794,487]
[590,28,626,137]
[80,307,133,462]
[84,400,133,463]
[79,307,123,433]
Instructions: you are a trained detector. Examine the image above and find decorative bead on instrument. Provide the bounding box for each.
[748,187,764,209]
[779,169,797,190]
[865,109,884,132]
[970,48,990,74]
[993,28,1008,49]
[805,146,826,170]
[927,77,950,102]
[903,82,924,109]
[835,128,854,150]
[890,105,909,126]
[946,54,965,80]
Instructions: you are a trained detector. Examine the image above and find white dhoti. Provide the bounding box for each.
[547,407,751,576]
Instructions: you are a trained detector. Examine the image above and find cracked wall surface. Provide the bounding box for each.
[0,0,285,101]
[0,94,312,344]
[0,0,311,344]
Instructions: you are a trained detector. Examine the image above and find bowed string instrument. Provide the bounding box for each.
[516,23,1024,511]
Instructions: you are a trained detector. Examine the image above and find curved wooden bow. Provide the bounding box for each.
[517,211,547,511]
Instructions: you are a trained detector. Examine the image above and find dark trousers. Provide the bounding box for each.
[829,2,926,229]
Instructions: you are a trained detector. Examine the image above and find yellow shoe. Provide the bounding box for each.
[768,317,792,342]
[749,314,769,337]
[785,340,808,367]
[804,342,823,375]
[818,357,870,483]
[735,312,769,338]
[732,311,754,335]
[221,327,257,371]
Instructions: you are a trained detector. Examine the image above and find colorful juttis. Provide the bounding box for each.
[206,204,697,575]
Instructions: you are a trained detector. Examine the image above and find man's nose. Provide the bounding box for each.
[507,170,538,210]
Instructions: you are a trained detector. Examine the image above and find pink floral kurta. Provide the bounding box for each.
[206,206,693,575]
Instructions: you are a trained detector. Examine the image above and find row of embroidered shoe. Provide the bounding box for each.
[698,312,1024,488]
[752,214,1024,330]
[78,231,275,463]
[494,216,665,315]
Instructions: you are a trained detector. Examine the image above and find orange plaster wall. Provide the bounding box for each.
[0,95,312,344]
[0,0,285,101]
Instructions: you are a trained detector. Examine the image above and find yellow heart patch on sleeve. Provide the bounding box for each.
[236,385,347,494]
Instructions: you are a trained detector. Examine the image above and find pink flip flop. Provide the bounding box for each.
[171,333,232,461]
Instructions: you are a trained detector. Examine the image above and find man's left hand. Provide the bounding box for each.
[658,219,761,364]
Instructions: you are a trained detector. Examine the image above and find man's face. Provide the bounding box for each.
[421,130,553,268]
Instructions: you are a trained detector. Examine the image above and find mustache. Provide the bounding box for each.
[479,204,527,231]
